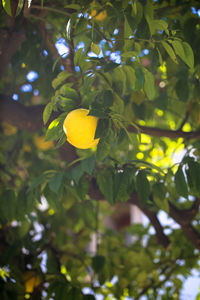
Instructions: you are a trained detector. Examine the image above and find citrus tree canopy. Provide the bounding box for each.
[0,0,200,299]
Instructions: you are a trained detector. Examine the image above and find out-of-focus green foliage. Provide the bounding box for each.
[0,0,200,299]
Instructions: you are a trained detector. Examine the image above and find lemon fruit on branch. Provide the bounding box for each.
[63,108,99,149]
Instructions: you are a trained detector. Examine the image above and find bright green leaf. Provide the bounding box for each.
[161,41,178,64]
[2,0,12,16]
[91,42,101,55]
[43,102,53,125]
[144,70,156,100]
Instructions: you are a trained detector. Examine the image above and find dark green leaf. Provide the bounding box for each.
[27,173,47,192]
[104,62,119,72]
[96,127,114,161]
[95,118,109,139]
[136,170,150,206]
[48,173,63,194]
[113,167,135,203]
[83,295,96,300]
[153,182,169,213]
[92,255,106,273]
[186,161,200,196]
[97,169,114,205]
[175,79,189,102]
[175,166,188,198]
[81,155,95,175]
[103,90,114,107]
[0,190,16,222]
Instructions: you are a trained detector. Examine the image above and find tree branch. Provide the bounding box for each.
[169,201,200,250]
[1,94,200,142]
[0,29,26,78]
[129,193,170,249]
[128,123,200,140]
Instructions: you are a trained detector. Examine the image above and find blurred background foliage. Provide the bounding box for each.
[0,0,200,299]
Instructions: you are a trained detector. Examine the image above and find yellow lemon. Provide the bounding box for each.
[34,134,54,151]
[63,108,99,149]
[2,122,17,135]
[23,271,40,293]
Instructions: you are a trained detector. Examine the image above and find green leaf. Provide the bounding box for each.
[91,42,101,55]
[43,102,53,125]
[175,79,189,102]
[144,0,153,20]
[104,62,119,72]
[124,15,134,51]
[161,41,178,64]
[46,118,62,142]
[186,161,200,196]
[123,65,136,89]
[74,48,84,66]
[182,42,194,69]
[0,190,16,222]
[103,90,114,107]
[170,40,187,65]
[59,85,79,101]
[67,156,95,184]
[144,70,156,100]
[48,173,63,194]
[97,168,114,205]
[52,71,71,89]
[136,170,150,206]
[92,255,106,273]
[135,68,144,91]
[111,94,124,114]
[15,0,24,16]
[27,173,48,192]
[67,287,83,300]
[96,126,114,161]
[2,0,12,16]
[95,119,109,139]
[153,182,169,213]
[170,39,194,68]
[121,51,138,58]
[112,67,127,96]
[113,167,136,203]
[156,47,163,65]
[175,166,188,198]
[81,155,95,175]
[147,19,168,35]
